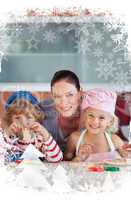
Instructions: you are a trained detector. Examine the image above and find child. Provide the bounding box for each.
[64,88,128,161]
[2,91,63,163]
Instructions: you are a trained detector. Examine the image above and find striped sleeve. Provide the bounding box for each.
[42,136,63,163]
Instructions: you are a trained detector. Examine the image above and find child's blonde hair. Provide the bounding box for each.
[106,114,119,135]
[3,99,44,128]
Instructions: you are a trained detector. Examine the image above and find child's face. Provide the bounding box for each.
[12,113,35,129]
[84,107,112,135]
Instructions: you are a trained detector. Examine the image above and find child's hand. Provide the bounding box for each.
[117,147,128,158]
[78,144,95,161]
[34,135,46,152]
[122,143,131,152]
[29,122,50,142]
[8,121,22,135]
[118,143,131,158]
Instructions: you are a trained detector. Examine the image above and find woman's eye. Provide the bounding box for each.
[54,94,60,98]
[99,116,105,120]
[67,93,74,97]
[54,95,61,100]
[15,116,20,119]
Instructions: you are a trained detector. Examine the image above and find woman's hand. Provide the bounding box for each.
[77,144,95,161]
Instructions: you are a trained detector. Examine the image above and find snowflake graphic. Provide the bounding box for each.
[111,34,123,45]
[76,38,91,54]
[6,24,24,40]
[115,58,127,65]
[104,22,121,32]
[96,58,115,80]
[28,23,44,36]
[43,30,57,43]
[0,12,130,88]
[113,44,126,53]
[92,31,104,44]
[0,24,7,36]
[77,25,90,37]
[113,70,130,85]
[26,37,40,51]
[93,48,103,58]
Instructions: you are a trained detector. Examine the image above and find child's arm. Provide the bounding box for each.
[30,122,63,162]
[64,131,95,162]
[74,143,94,161]
[64,131,80,161]
[41,135,63,162]
[112,134,128,157]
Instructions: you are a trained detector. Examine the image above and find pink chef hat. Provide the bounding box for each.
[81,88,117,115]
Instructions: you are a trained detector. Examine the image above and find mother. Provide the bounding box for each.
[40,70,82,152]
[40,70,130,155]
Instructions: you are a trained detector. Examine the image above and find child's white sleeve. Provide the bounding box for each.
[0,130,7,154]
[0,129,12,150]
[41,135,63,162]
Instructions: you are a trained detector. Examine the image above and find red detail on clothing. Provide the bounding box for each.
[42,136,63,162]
[17,140,35,145]
[49,148,61,159]
[15,159,23,164]
[46,142,57,152]
[45,137,54,146]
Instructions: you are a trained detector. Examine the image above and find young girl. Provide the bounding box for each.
[2,91,63,163]
[64,88,128,161]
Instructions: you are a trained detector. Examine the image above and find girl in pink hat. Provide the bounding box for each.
[64,88,128,161]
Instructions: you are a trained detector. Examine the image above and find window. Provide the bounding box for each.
[0,11,130,89]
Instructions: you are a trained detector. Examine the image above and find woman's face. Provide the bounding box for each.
[51,80,80,117]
